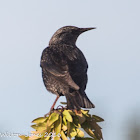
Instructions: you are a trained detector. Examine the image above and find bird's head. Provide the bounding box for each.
[49,26,96,46]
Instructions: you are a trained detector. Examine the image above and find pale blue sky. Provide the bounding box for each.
[0,0,140,140]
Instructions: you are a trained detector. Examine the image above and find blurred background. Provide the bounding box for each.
[0,0,140,140]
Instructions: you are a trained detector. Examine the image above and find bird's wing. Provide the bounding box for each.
[66,46,88,91]
[40,47,80,90]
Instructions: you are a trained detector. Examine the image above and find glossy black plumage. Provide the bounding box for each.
[40,26,95,109]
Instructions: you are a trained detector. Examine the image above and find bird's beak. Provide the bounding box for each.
[80,27,96,33]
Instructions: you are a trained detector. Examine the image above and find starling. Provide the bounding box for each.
[40,26,95,110]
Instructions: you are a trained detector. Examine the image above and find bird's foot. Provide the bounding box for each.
[44,104,67,117]
[56,105,64,109]
[56,105,67,112]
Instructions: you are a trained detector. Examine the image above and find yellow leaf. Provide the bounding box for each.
[67,122,77,138]
[63,110,73,122]
[28,135,40,140]
[44,137,50,140]
[76,129,84,137]
[31,123,46,133]
[44,112,59,133]
[81,110,89,116]
[48,112,59,126]
[44,136,50,140]
[19,135,29,140]
[70,129,77,138]
[62,124,67,131]
[54,116,62,134]
[60,131,68,140]
[54,116,62,140]
[63,116,67,125]
[46,121,53,133]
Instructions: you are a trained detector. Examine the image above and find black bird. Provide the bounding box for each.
[40,26,95,110]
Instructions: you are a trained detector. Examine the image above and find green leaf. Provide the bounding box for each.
[63,110,73,122]
[89,121,103,139]
[32,117,47,124]
[76,129,84,137]
[46,121,53,133]
[67,121,71,137]
[73,116,81,128]
[54,116,62,134]
[94,130,103,140]
[92,115,104,122]
[31,123,46,133]
[84,128,96,139]
[54,116,62,140]
[67,122,77,138]
[31,124,37,129]
[91,122,103,139]
[82,118,103,139]
[89,119,102,129]
[48,112,59,126]
[75,112,86,124]
[81,121,96,139]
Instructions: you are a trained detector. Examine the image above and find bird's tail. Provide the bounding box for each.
[65,91,95,110]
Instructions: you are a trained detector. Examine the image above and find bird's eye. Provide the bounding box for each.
[71,30,78,35]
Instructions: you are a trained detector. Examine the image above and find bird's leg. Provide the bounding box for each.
[44,96,60,117]
[50,95,60,111]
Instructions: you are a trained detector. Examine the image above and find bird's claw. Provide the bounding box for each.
[44,105,67,117]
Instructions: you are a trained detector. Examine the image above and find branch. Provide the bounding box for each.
[19,104,104,140]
